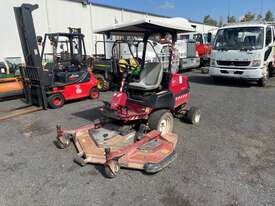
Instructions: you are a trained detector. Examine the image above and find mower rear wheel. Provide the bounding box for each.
[48,93,65,109]
[148,110,174,135]
[186,107,201,126]
[95,74,110,92]
[89,87,100,99]
[104,161,120,178]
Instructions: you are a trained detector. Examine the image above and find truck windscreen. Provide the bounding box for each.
[214,27,264,51]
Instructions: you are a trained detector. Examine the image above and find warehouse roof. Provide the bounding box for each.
[65,0,217,28]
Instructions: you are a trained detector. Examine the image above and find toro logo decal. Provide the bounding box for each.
[75,85,82,94]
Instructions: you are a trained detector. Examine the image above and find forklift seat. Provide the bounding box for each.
[128,62,163,91]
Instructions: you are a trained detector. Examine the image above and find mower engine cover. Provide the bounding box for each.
[111,91,128,110]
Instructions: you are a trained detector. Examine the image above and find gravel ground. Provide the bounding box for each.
[0,71,275,206]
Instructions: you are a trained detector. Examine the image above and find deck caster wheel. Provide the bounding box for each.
[56,134,71,149]
[186,107,201,126]
[104,161,120,178]
[74,156,87,167]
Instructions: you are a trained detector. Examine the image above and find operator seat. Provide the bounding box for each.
[128,62,163,91]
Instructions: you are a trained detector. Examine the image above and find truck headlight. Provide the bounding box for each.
[210,59,216,66]
[251,60,261,67]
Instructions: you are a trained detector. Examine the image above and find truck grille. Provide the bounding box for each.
[217,60,250,67]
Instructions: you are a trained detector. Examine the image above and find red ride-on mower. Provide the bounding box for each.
[56,19,197,178]
[97,22,201,134]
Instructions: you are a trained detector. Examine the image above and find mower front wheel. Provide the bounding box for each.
[48,93,65,109]
[186,107,201,126]
[148,110,174,134]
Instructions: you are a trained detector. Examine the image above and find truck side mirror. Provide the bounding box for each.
[207,33,212,43]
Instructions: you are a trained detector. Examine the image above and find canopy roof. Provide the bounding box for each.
[94,17,195,36]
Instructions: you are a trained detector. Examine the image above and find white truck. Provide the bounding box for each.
[209,22,275,86]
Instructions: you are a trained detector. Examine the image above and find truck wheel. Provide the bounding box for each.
[95,74,110,91]
[89,87,99,99]
[186,107,201,126]
[258,68,269,87]
[212,76,221,84]
[48,93,65,109]
[148,110,174,134]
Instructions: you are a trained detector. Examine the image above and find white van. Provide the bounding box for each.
[209,22,275,86]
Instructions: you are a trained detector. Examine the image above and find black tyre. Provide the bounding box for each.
[148,110,174,134]
[186,107,201,126]
[95,74,110,91]
[89,87,100,99]
[56,133,72,149]
[212,76,221,84]
[74,156,87,167]
[48,93,65,109]
[258,68,269,87]
[104,161,120,178]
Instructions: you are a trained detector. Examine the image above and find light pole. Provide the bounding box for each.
[227,0,231,23]
[260,0,263,16]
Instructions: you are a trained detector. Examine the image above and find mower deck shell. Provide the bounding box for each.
[57,123,177,174]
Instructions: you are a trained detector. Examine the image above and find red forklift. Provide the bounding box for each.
[56,19,200,177]
[14,4,98,109]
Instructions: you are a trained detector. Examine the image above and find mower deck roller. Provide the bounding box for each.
[56,122,177,177]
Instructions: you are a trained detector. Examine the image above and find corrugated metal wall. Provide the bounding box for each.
[0,0,216,61]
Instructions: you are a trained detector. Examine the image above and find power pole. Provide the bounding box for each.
[260,0,263,16]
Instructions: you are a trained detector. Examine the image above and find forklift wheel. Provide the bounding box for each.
[90,88,100,99]
[104,161,120,178]
[95,74,110,92]
[48,93,65,109]
[186,107,201,126]
[148,110,174,135]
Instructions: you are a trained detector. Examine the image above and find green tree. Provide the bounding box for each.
[256,14,263,21]
[203,15,218,26]
[227,16,236,23]
[242,12,256,22]
[265,10,273,21]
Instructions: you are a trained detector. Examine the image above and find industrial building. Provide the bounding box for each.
[0,0,217,62]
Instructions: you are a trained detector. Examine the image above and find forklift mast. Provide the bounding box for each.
[14,4,48,109]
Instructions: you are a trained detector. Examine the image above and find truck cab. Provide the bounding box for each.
[209,23,275,86]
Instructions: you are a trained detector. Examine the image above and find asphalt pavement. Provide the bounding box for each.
[0,71,275,206]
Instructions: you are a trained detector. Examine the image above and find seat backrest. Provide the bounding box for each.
[139,62,163,86]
